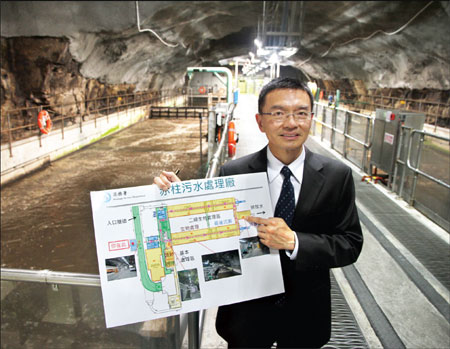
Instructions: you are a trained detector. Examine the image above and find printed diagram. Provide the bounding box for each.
[131,198,250,313]
[91,173,284,328]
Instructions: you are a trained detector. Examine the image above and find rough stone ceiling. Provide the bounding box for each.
[1,1,449,91]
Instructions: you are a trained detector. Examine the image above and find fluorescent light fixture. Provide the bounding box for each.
[268,52,279,64]
[279,47,298,58]
[257,48,270,56]
[254,38,262,48]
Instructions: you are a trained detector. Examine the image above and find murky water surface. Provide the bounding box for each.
[1,118,207,274]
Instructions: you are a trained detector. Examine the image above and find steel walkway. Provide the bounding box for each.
[197,94,450,349]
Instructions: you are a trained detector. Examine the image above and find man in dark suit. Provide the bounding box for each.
[155,77,363,348]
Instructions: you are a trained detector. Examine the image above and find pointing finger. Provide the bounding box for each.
[245,215,270,225]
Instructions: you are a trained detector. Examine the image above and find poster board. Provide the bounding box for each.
[90,172,284,328]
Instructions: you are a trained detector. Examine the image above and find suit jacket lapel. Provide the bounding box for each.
[248,146,268,173]
[295,148,325,219]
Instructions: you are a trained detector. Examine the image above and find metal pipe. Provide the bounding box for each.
[235,61,239,89]
[1,268,100,287]
[200,112,203,171]
[206,103,235,178]
[7,112,13,157]
[409,132,424,205]
[187,67,233,104]
[331,107,337,150]
[343,111,349,159]
[392,126,402,193]
[61,104,65,139]
[188,311,200,349]
[362,114,371,171]
[262,1,266,45]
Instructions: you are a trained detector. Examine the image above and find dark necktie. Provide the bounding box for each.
[274,166,295,228]
[273,166,295,307]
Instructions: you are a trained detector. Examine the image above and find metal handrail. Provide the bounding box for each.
[320,89,450,111]
[1,268,100,287]
[1,101,236,349]
[206,103,236,178]
[313,101,449,227]
[188,101,235,349]
[406,129,450,190]
[1,89,181,140]
[341,108,375,149]
[313,103,375,149]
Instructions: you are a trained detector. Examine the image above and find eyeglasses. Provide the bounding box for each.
[259,110,313,123]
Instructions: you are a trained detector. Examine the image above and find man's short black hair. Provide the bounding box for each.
[258,77,314,113]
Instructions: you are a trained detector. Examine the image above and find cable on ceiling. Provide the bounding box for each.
[298,0,434,66]
[135,1,179,48]
[337,1,434,48]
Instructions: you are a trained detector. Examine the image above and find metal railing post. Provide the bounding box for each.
[188,311,200,349]
[7,113,13,157]
[362,114,371,171]
[94,98,97,128]
[61,104,65,140]
[331,107,337,150]
[320,106,325,142]
[79,109,83,134]
[200,112,203,171]
[409,133,424,206]
[343,111,349,160]
[392,126,405,194]
[398,127,411,198]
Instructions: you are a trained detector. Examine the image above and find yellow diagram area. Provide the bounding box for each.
[144,198,247,283]
[167,198,236,218]
[145,248,165,282]
[172,224,238,245]
[237,210,251,220]
[168,198,241,245]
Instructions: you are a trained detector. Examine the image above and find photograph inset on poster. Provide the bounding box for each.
[239,236,270,259]
[202,250,242,281]
[178,269,201,301]
[105,255,137,281]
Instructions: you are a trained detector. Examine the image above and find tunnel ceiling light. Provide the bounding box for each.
[268,52,279,64]
[254,38,262,49]
[257,48,270,56]
[279,47,298,58]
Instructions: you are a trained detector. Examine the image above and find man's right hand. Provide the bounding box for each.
[153,171,181,191]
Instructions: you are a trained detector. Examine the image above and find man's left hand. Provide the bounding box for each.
[246,216,295,251]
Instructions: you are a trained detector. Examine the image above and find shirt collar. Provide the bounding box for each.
[267,146,305,184]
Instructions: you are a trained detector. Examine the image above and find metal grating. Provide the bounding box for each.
[324,274,369,349]
[355,180,450,290]
[307,137,450,291]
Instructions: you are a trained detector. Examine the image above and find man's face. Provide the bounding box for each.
[256,88,313,164]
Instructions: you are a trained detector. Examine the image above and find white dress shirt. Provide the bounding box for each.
[266,146,306,260]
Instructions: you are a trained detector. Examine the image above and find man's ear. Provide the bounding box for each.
[255,113,265,132]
